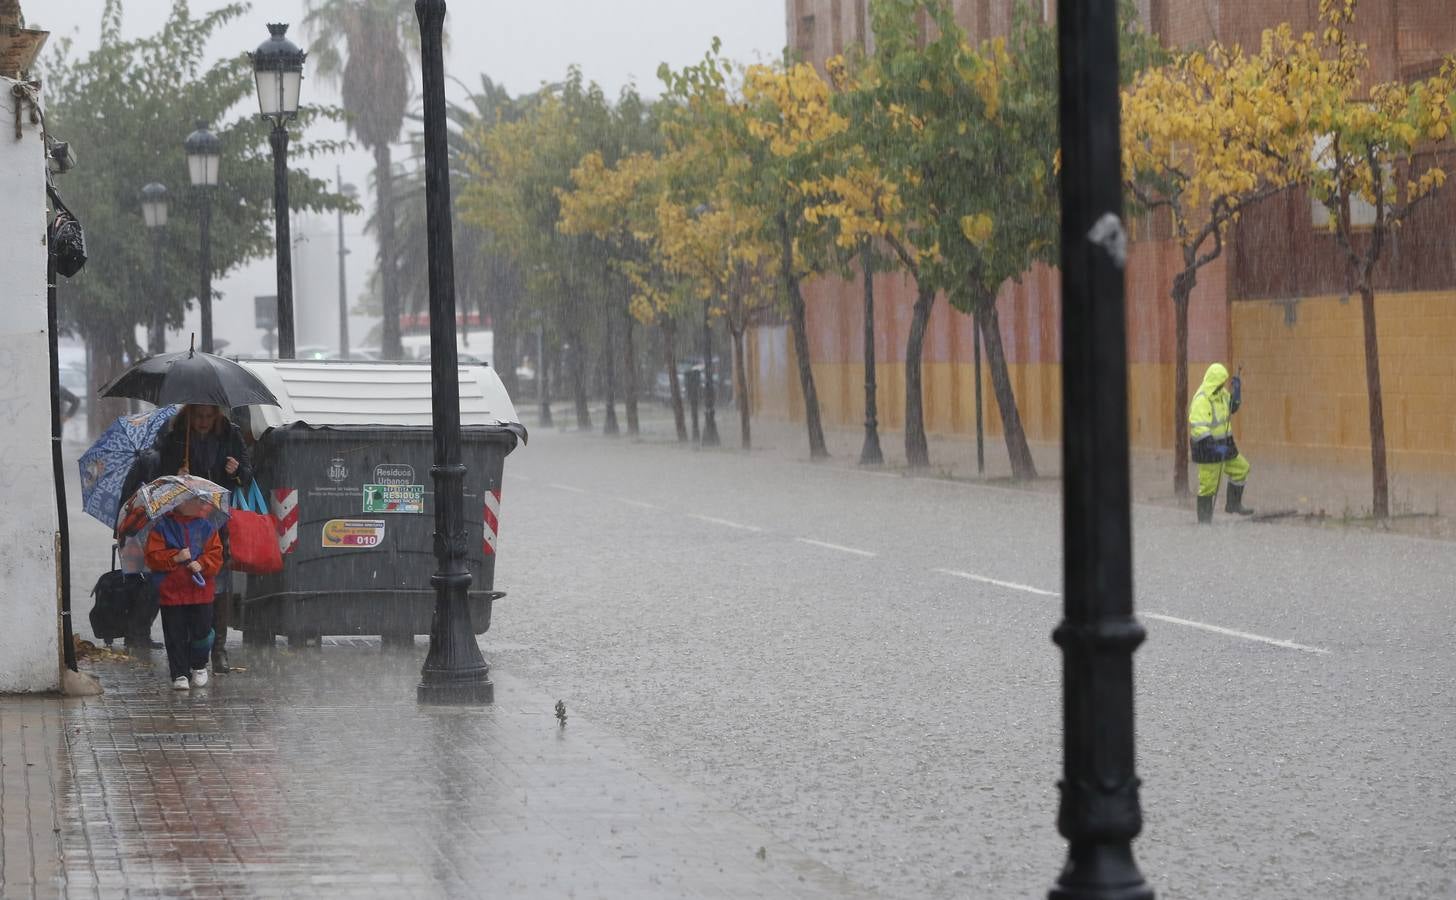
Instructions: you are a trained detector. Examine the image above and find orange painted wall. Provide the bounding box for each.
[1232,292,1456,475]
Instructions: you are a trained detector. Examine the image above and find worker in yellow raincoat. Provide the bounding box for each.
[1188,362,1253,524]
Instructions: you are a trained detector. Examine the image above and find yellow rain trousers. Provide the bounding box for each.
[1188,362,1250,498]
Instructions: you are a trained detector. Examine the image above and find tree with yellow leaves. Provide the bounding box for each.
[659,45,841,458]
[558,143,670,438]
[1123,25,1315,497]
[828,0,1081,474]
[1304,0,1456,518]
[656,195,777,449]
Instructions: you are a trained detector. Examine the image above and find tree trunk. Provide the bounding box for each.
[701,300,720,446]
[537,327,554,428]
[860,252,883,465]
[374,143,403,360]
[603,305,619,436]
[623,308,639,436]
[904,283,935,468]
[977,303,1038,480]
[664,320,687,442]
[1172,283,1192,498]
[779,215,828,458]
[732,327,751,450]
[85,330,129,438]
[492,288,519,398]
[569,326,591,430]
[1359,283,1390,518]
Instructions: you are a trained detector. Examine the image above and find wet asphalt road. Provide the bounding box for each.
[486,428,1456,900]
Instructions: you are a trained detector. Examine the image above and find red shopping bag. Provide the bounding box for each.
[228,482,284,575]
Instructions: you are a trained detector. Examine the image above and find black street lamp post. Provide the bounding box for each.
[974,316,985,475]
[184,122,221,353]
[140,182,168,355]
[1050,1,1153,898]
[415,0,492,705]
[859,240,883,466]
[337,171,357,359]
[250,23,305,360]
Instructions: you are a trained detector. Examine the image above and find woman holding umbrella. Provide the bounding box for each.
[151,405,253,673]
[102,342,280,674]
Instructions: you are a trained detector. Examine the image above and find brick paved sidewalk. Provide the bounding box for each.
[0,646,878,899]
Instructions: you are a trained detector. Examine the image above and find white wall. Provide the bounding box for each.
[0,77,61,693]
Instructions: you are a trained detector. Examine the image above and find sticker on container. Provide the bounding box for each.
[362,483,425,514]
[322,519,386,549]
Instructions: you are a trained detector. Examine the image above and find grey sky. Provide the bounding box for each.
[33,0,785,357]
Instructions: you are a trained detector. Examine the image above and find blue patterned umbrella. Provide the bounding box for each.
[77,406,180,526]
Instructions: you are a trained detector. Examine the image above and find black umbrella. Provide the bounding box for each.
[100,345,280,409]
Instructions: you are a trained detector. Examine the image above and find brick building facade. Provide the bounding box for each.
[753,0,1456,484]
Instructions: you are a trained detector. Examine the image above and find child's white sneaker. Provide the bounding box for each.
[171,676,190,690]
[191,667,210,687]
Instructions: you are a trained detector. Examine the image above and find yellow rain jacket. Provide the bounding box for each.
[1188,362,1238,462]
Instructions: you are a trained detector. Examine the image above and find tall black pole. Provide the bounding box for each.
[416,0,491,704]
[337,167,351,359]
[701,299,720,447]
[974,314,985,476]
[199,191,214,353]
[270,124,296,359]
[859,243,883,466]
[1050,1,1152,898]
[47,236,78,673]
[149,230,166,355]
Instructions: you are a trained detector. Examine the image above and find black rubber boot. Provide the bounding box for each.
[1225,483,1254,516]
[1196,494,1214,524]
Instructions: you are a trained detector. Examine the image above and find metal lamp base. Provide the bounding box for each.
[418,671,494,705]
[1049,844,1154,900]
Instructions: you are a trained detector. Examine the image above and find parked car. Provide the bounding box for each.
[652,359,733,406]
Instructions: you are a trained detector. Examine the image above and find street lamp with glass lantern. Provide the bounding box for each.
[249,22,305,360]
[140,182,169,355]
[184,121,221,353]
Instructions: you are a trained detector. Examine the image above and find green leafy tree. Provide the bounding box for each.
[659,45,835,460]
[41,0,348,432]
[303,0,420,360]
[460,69,617,431]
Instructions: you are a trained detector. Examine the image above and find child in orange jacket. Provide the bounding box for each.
[144,501,224,690]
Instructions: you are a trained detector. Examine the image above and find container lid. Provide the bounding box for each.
[235,359,522,436]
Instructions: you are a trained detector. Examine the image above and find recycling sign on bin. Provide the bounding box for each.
[363,483,425,514]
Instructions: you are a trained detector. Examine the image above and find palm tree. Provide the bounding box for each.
[303,0,420,360]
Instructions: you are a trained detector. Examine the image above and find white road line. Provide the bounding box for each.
[1142,613,1332,655]
[512,474,533,483]
[795,538,877,558]
[934,568,1061,598]
[932,568,1332,655]
[617,498,664,510]
[546,483,587,494]
[686,514,763,533]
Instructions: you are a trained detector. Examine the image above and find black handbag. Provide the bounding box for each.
[47,183,88,278]
[89,546,153,645]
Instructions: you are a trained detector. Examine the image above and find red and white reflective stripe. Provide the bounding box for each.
[271,488,299,555]
[482,488,501,556]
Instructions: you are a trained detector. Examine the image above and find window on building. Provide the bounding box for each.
[797,14,817,57]
[1310,133,1385,229]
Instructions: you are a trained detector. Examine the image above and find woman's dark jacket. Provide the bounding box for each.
[153,418,254,492]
